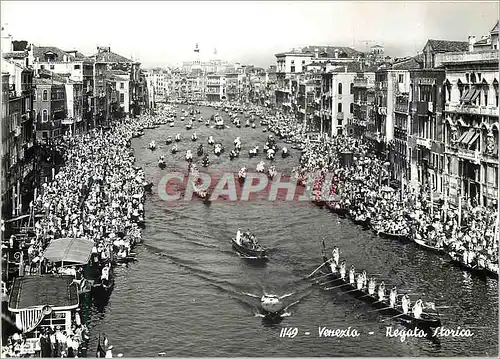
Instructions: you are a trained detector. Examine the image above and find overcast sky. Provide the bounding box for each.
[1,1,498,68]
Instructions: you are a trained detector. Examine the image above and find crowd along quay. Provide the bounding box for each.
[2,97,498,357]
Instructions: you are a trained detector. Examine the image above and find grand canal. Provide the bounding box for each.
[86,105,498,357]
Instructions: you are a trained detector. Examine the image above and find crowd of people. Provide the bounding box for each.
[260,103,499,276]
[2,107,177,357]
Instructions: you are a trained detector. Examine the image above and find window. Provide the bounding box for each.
[350,103,353,113]
[120,94,124,103]
[338,83,342,95]
[338,103,342,112]
[302,60,305,65]
[398,74,404,83]
[291,60,295,64]
[40,65,45,70]
[120,82,124,89]
[290,66,295,73]
[350,83,354,94]
[42,109,48,122]
[74,64,81,70]
[33,91,36,101]
[42,131,48,138]
[42,90,48,101]
[50,65,54,70]
[465,74,470,83]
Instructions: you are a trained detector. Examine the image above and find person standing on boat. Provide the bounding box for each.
[389,287,397,308]
[361,270,367,288]
[339,261,347,280]
[377,281,386,301]
[236,228,242,245]
[367,277,376,295]
[331,247,339,266]
[412,299,423,319]
[348,265,355,284]
[356,273,364,290]
[401,294,410,314]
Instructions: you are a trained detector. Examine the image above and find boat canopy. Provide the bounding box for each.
[43,237,94,265]
[8,275,79,313]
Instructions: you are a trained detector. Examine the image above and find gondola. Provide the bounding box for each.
[350,214,371,229]
[445,253,499,279]
[319,257,441,328]
[413,237,445,255]
[378,231,410,243]
[231,238,268,260]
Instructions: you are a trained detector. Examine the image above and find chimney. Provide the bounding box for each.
[468,36,476,52]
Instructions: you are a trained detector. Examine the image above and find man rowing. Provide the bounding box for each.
[348,265,356,284]
[389,286,397,308]
[339,261,347,280]
[401,294,410,314]
[367,277,376,295]
[236,228,242,245]
[377,281,386,302]
[412,299,423,319]
[356,273,364,290]
[331,246,339,266]
[362,270,367,288]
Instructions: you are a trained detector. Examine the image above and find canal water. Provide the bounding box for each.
[86,105,498,357]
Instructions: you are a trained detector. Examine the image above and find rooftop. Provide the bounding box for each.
[8,275,79,311]
[425,39,469,53]
[93,49,134,64]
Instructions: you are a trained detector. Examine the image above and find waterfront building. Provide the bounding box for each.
[407,68,446,194]
[1,59,35,218]
[206,73,226,101]
[351,67,376,139]
[320,63,360,137]
[437,25,499,207]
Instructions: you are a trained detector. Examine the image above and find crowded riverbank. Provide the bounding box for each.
[2,99,498,357]
[1,108,177,357]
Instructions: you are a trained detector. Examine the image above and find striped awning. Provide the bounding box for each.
[43,237,94,264]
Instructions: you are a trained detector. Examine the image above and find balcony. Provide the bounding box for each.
[353,78,368,88]
[394,102,409,114]
[435,49,499,67]
[445,103,499,116]
[411,101,431,116]
[416,137,431,149]
[457,148,481,164]
[61,118,75,125]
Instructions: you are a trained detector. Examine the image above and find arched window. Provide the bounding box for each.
[42,90,48,101]
[350,103,354,113]
[33,109,37,121]
[42,109,48,122]
[338,83,342,95]
[350,83,354,94]
[338,103,342,113]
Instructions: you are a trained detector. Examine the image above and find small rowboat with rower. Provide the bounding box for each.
[232,229,268,261]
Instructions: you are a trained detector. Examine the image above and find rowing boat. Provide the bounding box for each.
[446,253,499,280]
[378,231,410,243]
[231,238,268,261]
[413,237,445,255]
[319,257,441,328]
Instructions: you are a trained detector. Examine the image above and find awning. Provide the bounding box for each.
[459,129,475,146]
[467,132,480,148]
[462,88,477,102]
[470,89,480,102]
[42,237,94,264]
[460,89,472,101]
[458,130,472,143]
